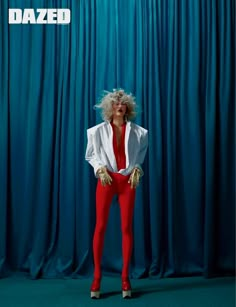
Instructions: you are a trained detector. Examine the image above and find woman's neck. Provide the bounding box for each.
[112,117,125,127]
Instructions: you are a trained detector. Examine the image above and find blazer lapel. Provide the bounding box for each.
[106,121,117,171]
[125,121,131,169]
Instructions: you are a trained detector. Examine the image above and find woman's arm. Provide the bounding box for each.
[134,130,148,176]
[85,129,105,177]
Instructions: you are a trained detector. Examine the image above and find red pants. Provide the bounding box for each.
[93,172,136,279]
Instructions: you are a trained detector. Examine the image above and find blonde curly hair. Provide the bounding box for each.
[95,89,137,121]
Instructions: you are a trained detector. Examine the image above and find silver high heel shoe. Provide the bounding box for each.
[122,278,132,298]
[90,278,101,299]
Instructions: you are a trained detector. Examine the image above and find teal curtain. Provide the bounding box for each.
[0,0,235,279]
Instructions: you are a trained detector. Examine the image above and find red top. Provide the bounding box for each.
[111,122,126,171]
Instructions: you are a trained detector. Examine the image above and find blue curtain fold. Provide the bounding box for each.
[0,0,235,279]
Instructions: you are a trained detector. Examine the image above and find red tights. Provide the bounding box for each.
[93,172,136,279]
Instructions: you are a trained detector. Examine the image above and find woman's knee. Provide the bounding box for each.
[121,224,132,236]
[95,222,107,236]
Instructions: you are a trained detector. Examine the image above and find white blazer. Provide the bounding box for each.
[85,121,148,177]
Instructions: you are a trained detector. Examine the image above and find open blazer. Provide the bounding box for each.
[85,121,148,177]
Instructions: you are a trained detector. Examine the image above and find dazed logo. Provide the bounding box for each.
[9,9,71,24]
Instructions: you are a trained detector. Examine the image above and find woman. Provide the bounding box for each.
[85,89,148,298]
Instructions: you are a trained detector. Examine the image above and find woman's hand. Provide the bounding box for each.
[97,167,113,186]
[128,168,141,189]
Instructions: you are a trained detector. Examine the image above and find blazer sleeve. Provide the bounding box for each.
[85,129,105,177]
[134,129,148,176]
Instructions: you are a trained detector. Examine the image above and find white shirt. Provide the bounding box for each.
[85,121,148,177]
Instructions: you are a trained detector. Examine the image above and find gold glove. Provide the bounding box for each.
[128,168,141,189]
[97,167,112,186]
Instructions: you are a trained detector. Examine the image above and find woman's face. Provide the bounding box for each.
[112,100,127,118]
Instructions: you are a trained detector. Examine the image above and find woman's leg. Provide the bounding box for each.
[93,180,115,279]
[118,181,136,279]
